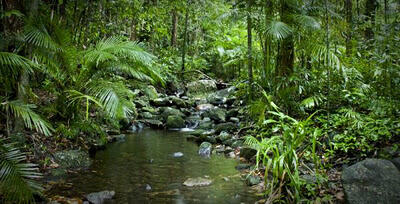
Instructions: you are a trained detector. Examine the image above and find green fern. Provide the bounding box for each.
[1,100,53,136]
[0,140,43,203]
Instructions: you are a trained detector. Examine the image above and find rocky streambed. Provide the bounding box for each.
[45,80,263,203]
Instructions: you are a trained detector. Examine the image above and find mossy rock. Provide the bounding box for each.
[166,115,185,128]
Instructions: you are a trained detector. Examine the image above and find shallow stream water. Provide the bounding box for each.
[50,130,260,203]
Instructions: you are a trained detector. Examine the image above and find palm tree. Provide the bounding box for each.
[66,36,164,121]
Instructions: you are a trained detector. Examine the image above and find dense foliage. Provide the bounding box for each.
[0,0,399,203]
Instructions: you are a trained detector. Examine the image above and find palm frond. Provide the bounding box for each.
[0,52,35,75]
[266,21,293,41]
[23,22,61,51]
[83,36,164,85]
[0,100,53,136]
[86,80,135,119]
[0,140,42,203]
[293,14,321,30]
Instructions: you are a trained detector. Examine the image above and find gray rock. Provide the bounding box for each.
[85,190,115,204]
[231,140,243,148]
[391,158,400,170]
[215,122,236,133]
[199,142,212,157]
[169,96,187,108]
[173,152,184,157]
[202,108,226,122]
[143,85,158,99]
[166,115,186,129]
[246,175,262,186]
[187,80,217,97]
[196,104,214,111]
[161,107,185,121]
[151,98,170,106]
[218,131,231,142]
[140,119,163,128]
[145,184,152,191]
[140,112,155,119]
[206,86,236,105]
[183,177,212,187]
[197,117,214,129]
[342,158,400,204]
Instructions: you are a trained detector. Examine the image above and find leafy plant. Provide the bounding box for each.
[245,110,316,202]
[0,139,42,203]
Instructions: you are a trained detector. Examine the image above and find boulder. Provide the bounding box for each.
[197,117,214,129]
[53,150,91,170]
[218,131,231,142]
[151,98,170,106]
[169,96,187,108]
[196,104,214,111]
[214,122,236,133]
[85,191,115,204]
[231,140,243,148]
[391,158,400,170]
[140,112,155,120]
[143,85,158,99]
[199,142,212,157]
[140,119,163,128]
[341,158,400,204]
[166,115,186,129]
[161,107,185,121]
[203,108,226,122]
[187,80,217,96]
[183,177,212,187]
[206,86,236,105]
[240,147,257,160]
[246,175,262,186]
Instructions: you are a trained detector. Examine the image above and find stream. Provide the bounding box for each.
[49,129,260,203]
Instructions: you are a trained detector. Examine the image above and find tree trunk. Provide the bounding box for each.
[247,0,253,97]
[276,1,294,77]
[263,0,272,80]
[181,0,190,72]
[171,8,178,47]
[365,0,378,40]
[130,19,137,41]
[345,0,353,56]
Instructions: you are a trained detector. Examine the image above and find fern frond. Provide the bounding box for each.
[0,140,43,203]
[0,100,53,136]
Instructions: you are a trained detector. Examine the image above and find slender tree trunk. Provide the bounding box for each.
[263,0,272,80]
[365,0,378,40]
[130,19,137,41]
[247,0,253,97]
[345,0,353,56]
[276,0,294,77]
[181,0,190,72]
[171,8,178,47]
